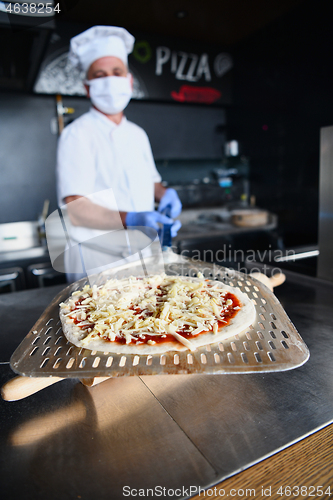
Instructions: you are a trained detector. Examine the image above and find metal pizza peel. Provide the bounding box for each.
[2,256,309,401]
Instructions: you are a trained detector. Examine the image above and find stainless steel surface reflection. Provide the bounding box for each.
[0,371,216,499]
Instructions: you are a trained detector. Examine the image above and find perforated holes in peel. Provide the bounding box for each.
[268,352,276,362]
[54,347,62,356]
[55,336,63,345]
[245,286,250,292]
[218,343,224,352]
[268,341,276,350]
[227,353,235,364]
[253,292,258,298]
[281,330,289,338]
[271,313,277,320]
[281,340,289,349]
[53,358,62,369]
[66,358,75,369]
[270,331,276,339]
[160,355,166,366]
[270,322,277,329]
[259,313,265,321]
[256,341,263,351]
[261,305,267,312]
[92,357,100,368]
[79,358,86,369]
[173,354,179,365]
[132,356,139,367]
[40,358,49,368]
[245,331,252,340]
[241,353,249,364]
[66,346,74,356]
[201,353,207,364]
[254,285,259,292]
[257,331,264,340]
[254,352,262,363]
[243,341,250,351]
[258,322,265,330]
[30,346,38,356]
[32,336,40,345]
[251,299,257,305]
[206,344,211,352]
[146,355,153,366]
[231,342,237,352]
[46,318,53,326]
[187,354,193,365]
[43,336,51,346]
[119,356,126,367]
[214,353,220,364]
[42,347,50,356]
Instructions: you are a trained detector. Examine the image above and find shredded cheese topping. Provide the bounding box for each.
[60,274,241,350]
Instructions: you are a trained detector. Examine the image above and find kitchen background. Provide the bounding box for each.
[1,0,332,287]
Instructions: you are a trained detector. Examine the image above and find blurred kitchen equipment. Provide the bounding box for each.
[231,209,269,227]
[56,94,75,134]
[318,125,333,281]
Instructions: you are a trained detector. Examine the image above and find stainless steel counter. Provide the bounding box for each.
[1,270,333,499]
[176,207,277,241]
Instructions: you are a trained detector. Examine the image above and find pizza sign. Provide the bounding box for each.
[129,35,233,105]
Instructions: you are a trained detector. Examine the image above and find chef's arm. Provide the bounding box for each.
[65,194,182,237]
[154,182,166,202]
[64,196,127,229]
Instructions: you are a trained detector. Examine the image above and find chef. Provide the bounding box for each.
[56,26,182,281]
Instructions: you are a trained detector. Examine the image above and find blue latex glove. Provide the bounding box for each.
[158,188,182,218]
[126,211,181,238]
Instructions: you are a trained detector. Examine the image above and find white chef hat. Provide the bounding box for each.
[69,26,135,73]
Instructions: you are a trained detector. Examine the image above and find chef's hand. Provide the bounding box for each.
[158,188,182,218]
[126,211,181,237]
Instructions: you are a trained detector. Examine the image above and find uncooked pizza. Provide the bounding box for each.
[59,274,256,354]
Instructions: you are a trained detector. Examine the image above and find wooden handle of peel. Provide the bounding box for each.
[1,376,64,401]
[1,375,111,401]
[269,272,286,288]
[81,377,110,387]
[250,272,286,292]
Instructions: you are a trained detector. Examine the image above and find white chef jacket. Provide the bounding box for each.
[57,107,161,210]
[56,107,162,281]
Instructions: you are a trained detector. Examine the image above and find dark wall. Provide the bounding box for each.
[227,0,333,247]
[0,91,225,224]
[0,92,59,224]
[127,101,226,160]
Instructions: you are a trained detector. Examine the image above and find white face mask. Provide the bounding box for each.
[86,75,132,115]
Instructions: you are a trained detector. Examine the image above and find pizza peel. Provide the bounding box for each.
[2,257,309,401]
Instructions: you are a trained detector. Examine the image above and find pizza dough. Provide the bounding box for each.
[59,274,256,354]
